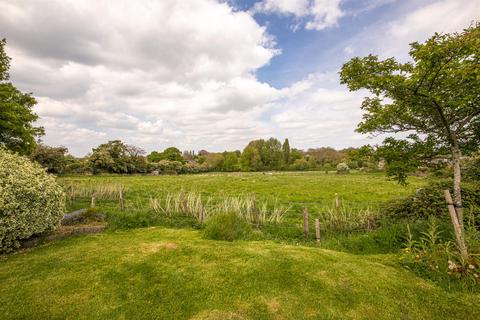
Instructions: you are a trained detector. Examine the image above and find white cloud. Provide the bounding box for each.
[1,0,477,156]
[385,0,479,57]
[0,0,283,155]
[342,0,479,60]
[253,0,344,31]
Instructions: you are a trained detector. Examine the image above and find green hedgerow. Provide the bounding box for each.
[0,148,65,252]
[203,212,252,241]
[382,180,480,223]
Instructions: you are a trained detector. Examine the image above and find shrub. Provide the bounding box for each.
[464,153,480,182]
[203,212,252,241]
[291,158,309,171]
[0,149,65,252]
[336,162,350,174]
[382,180,480,223]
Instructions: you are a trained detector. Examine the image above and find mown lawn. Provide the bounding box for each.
[0,227,478,320]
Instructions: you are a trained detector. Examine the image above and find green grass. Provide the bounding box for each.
[1,227,478,320]
[60,171,426,217]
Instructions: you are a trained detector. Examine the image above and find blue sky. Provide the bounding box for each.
[0,0,478,156]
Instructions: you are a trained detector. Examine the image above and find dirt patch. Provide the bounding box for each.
[139,242,178,254]
[266,298,280,314]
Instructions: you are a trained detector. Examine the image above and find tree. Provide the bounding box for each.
[147,151,162,162]
[282,138,291,167]
[222,151,240,172]
[0,39,44,154]
[89,140,146,173]
[341,24,480,255]
[347,145,375,169]
[162,147,184,163]
[240,145,262,171]
[30,144,70,174]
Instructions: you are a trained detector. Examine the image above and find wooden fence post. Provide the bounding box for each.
[335,193,340,215]
[444,190,468,260]
[91,196,96,208]
[119,188,124,211]
[315,219,321,242]
[252,192,259,228]
[199,202,204,223]
[303,207,309,239]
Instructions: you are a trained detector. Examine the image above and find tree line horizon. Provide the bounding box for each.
[29,138,377,175]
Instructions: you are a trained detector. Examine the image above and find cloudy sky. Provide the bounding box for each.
[1,0,478,156]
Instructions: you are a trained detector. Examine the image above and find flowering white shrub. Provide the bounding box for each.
[0,148,65,252]
[336,162,350,174]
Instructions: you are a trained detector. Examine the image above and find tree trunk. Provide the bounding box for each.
[451,144,463,230]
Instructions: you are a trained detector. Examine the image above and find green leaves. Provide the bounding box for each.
[0,39,43,154]
[340,23,480,184]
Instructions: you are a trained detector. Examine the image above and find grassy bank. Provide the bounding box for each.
[1,227,478,320]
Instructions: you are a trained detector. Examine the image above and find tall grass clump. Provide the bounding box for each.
[203,212,252,241]
[319,202,379,232]
[149,191,289,225]
[62,181,125,204]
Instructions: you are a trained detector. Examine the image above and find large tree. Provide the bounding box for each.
[0,39,44,154]
[340,24,479,236]
[30,144,70,174]
[89,140,146,173]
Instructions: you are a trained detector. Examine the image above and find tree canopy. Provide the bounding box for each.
[340,23,480,240]
[341,24,479,176]
[0,39,44,154]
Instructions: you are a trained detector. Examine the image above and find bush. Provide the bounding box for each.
[203,212,252,241]
[382,180,480,223]
[0,149,65,252]
[336,162,350,174]
[464,153,480,182]
[291,158,309,171]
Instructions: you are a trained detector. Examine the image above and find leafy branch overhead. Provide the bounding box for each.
[340,23,480,183]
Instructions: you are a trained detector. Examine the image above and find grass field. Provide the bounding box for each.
[60,171,426,215]
[3,172,478,319]
[1,227,478,320]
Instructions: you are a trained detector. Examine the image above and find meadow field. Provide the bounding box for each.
[2,171,479,319]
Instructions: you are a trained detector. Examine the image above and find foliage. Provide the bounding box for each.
[346,145,376,170]
[282,138,290,166]
[147,147,184,163]
[463,152,480,182]
[336,162,350,174]
[29,143,71,174]
[0,148,65,252]
[400,218,479,289]
[340,24,480,194]
[0,39,44,154]
[291,158,309,171]
[382,180,480,222]
[88,140,147,174]
[203,212,252,241]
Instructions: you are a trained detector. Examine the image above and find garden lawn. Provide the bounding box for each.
[1,227,478,320]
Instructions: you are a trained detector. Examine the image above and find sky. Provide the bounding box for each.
[0,0,478,156]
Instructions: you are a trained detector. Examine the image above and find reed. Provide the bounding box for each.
[149,191,289,225]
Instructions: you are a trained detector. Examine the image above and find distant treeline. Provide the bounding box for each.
[29,138,382,175]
